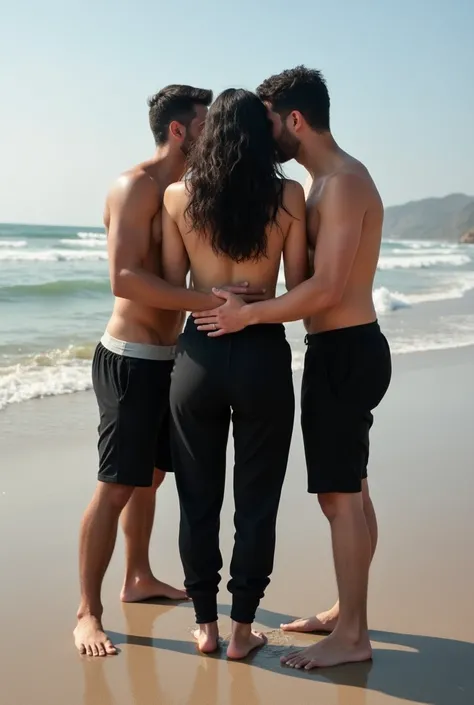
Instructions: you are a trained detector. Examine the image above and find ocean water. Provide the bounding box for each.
[1,222,474,411]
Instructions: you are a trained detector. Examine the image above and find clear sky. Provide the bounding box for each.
[1,0,472,226]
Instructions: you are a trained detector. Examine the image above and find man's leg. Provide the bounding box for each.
[120,468,187,602]
[74,481,133,656]
[281,478,378,633]
[282,490,372,669]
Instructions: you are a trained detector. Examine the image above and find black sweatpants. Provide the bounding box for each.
[170,319,295,625]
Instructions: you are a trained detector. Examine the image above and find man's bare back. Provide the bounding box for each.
[303,151,382,333]
[104,160,184,347]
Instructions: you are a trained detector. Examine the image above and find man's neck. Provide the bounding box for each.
[148,145,187,190]
[296,132,345,180]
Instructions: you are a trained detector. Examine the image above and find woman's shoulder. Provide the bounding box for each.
[279,178,305,214]
[281,178,305,197]
[163,181,190,213]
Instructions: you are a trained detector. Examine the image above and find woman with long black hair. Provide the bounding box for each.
[162,88,307,659]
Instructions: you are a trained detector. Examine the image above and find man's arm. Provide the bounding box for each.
[194,173,367,332]
[108,173,220,312]
[282,181,309,291]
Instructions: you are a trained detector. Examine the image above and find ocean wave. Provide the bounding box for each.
[373,277,474,314]
[0,341,304,410]
[373,287,411,314]
[389,247,460,256]
[391,336,474,355]
[0,239,27,248]
[0,345,94,411]
[77,231,106,241]
[0,249,109,262]
[0,278,110,300]
[378,253,471,270]
[59,238,106,248]
[383,239,455,250]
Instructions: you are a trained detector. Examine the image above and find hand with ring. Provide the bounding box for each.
[193,288,251,337]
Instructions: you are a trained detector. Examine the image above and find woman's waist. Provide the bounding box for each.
[182,316,286,341]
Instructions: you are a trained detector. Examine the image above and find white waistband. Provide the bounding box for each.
[100,331,176,361]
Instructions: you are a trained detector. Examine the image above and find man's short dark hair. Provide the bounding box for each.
[256,66,330,133]
[147,84,213,145]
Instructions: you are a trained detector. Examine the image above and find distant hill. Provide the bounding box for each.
[383,193,474,242]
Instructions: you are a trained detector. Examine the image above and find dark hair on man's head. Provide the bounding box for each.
[185,88,285,262]
[257,65,330,133]
[147,84,213,145]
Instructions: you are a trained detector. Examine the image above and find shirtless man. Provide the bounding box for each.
[74,84,262,657]
[193,67,392,669]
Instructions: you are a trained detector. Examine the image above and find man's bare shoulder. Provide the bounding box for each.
[322,159,382,212]
[106,167,161,215]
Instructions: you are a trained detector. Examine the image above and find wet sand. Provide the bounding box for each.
[1,346,473,704]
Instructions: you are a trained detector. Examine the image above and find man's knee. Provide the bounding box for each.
[97,481,134,509]
[318,492,363,521]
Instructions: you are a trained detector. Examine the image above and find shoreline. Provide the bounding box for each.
[1,340,474,420]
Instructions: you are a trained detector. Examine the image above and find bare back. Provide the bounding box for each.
[104,160,183,346]
[305,154,383,333]
[162,179,308,300]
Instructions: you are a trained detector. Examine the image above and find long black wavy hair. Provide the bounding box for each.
[185,88,285,262]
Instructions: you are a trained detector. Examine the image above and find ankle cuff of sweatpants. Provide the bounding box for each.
[230,596,259,624]
[192,595,218,625]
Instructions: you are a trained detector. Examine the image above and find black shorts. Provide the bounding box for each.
[301,321,391,494]
[92,342,174,487]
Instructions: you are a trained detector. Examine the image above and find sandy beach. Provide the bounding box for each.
[1,346,473,705]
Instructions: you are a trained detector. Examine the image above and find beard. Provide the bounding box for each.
[275,125,300,163]
[180,131,195,157]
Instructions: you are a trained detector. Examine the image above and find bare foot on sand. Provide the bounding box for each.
[281,632,372,670]
[121,575,188,603]
[280,608,338,634]
[227,624,268,660]
[193,622,220,654]
[74,615,117,657]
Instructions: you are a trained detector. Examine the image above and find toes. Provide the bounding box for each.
[281,621,296,629]
[293,656,310,669]
[91,644,100,657]
[281,650,300,666]
[78,644,86,655]
[304,660,318,671]
[86,645,93,657]
[98,643,106,657]
[286,652,309,669]
[280,623,293,631]
[105,641,117,655]
[280,620,309,633]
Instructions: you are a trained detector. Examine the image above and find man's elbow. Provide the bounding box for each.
[312,277,343,311]
[110,268,130,298]
[323,285,343,308]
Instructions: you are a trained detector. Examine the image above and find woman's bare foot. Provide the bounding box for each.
[193,622,220,654]
[74,615,117,657]
[280,608,339,634]
[227,623,268,660]
[120,575,188,603]
[281,631,372,670]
